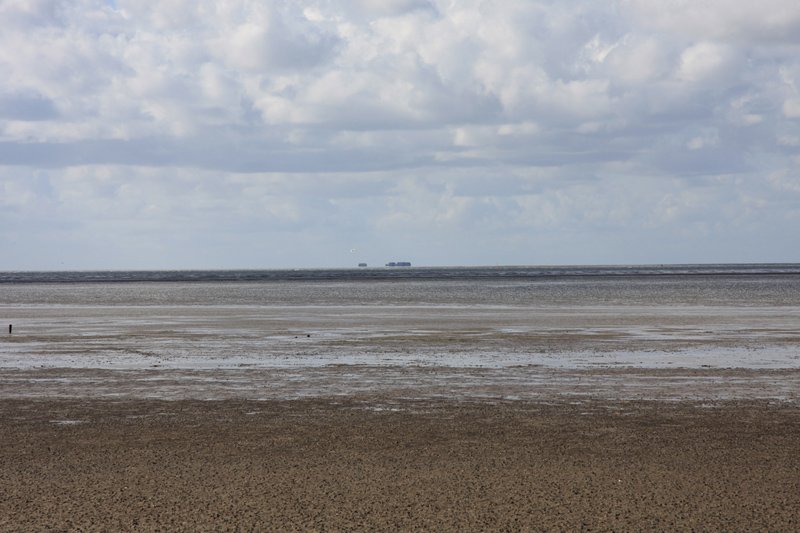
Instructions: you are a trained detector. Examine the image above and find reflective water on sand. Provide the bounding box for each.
[1,272,799,400]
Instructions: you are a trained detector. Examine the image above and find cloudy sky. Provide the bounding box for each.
[1,0,800,270]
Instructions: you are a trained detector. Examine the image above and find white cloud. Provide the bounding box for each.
[677,42,739,84]
[623,0,800,44]
[1,0,800,268]
[345,0,436,20]
[604,35,675,85]
[686,129,720,150]
[784,99,800,118]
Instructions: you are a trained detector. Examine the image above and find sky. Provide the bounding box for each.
[1,0,800,270]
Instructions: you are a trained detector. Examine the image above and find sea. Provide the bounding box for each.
[3,263,800,284]
[1,264,799,401]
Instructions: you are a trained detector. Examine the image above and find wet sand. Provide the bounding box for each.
[1,397,798,531]
[1,366,799,403]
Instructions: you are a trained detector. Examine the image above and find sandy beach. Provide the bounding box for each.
[1,396,798,531]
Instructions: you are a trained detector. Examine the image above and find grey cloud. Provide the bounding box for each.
[0,0,64,28]
[644,144,750,177]
[0,136,436,173]
[0,92,59,121]
[222,6,341,72]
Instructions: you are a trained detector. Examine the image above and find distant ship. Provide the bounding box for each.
[358,263,367,267]
[385,261,412,267]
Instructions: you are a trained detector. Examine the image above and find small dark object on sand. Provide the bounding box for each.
[7,324,10,334]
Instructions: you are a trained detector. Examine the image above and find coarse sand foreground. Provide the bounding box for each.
[0,398,798,531]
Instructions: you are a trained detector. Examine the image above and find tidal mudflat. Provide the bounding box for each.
[1,269,799,530]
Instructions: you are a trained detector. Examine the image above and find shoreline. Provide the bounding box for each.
[1,366,798,403]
